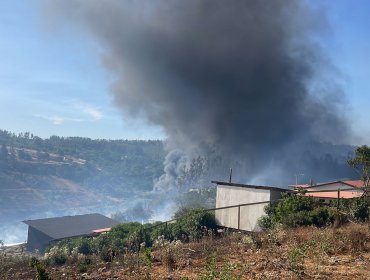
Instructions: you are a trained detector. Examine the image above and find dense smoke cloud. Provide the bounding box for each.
[46,0,350,188]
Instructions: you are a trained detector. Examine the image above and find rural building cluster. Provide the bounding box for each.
[214,179,365,232]
[22,179,367,254]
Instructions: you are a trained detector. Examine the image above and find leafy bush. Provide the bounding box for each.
[48,237,94,256]
[45,247,67,265]
[310,207,336,227]
[258,194,336,229]
[77,238,93,255]
[30,257,51,280]
[341,197,370,222]
[151,208,218,243]
[177,209,217,241]
[77,263,88,273]
[47,207,217,264]
[153,208,217,242]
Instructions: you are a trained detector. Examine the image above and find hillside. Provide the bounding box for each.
[0,129,165,243]
[0,130,165,193]
[2,224,370,279]
[0,129,359,244]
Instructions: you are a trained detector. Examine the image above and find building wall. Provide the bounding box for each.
[27,226,53,254]
[215,185,273,232]
[270,189,283,201]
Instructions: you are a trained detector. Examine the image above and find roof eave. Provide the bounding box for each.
[212,181,290,192]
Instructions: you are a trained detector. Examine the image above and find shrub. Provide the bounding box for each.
[45,247,67,265]
[77,256,92,273]
[150,222,173,241]
[170,208,217,241]
[344,197,370,222]
[48,237,94,256]
[46,207,217,264]
[142,248,152,267]
[258,194,336,229]
[310,207,336,227]
[149,208,217,243]
[77,238,93,255]
[77,263,88,273]
[30,257,51,280]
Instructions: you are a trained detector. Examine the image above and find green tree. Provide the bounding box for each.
[348,145,370,186]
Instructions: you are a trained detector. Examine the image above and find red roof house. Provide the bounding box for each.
[291,180,366,200]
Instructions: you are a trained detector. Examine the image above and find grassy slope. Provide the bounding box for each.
[2,223,370,279]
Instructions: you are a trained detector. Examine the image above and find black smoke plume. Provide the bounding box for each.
[45,0,352,188]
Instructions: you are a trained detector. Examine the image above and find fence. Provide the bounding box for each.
[148,186,369,231]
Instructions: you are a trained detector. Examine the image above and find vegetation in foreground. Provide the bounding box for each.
[2,195,370,279]
[258,193,370,230]
[2,223,370,279]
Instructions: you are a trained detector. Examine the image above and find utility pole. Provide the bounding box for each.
[294,173,304,185]
[229,168,233,183]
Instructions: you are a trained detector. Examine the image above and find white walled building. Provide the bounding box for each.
[213,181,287,232]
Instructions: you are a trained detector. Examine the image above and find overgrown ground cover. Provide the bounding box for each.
[3,195,370,279]
[2,224,370,279]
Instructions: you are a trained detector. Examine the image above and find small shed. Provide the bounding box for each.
[23,213,120,253]
[213,181,287,232]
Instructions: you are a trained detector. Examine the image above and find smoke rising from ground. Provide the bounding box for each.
[45,1,351,188]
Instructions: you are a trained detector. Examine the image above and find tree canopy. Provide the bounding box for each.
[347,145,370,186]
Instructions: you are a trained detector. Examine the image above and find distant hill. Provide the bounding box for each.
[0,129,359,244]
[0,130,165,192]
[0,130,165,227]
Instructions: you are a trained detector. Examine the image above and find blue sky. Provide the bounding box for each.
[0,0,164,140]
[0,1,369,143]
[322,0,370,145]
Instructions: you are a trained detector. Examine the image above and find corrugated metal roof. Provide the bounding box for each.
[212,181,290,192]
[342,180,365,188]
[23,213,120,240]
[291,180,365,189]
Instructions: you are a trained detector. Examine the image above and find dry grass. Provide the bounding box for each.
[2,224,370,279]
[0,254,33,280]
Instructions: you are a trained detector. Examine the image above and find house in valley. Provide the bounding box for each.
[23,213,120,254]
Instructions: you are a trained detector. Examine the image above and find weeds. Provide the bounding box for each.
[30,257,51,280]
[44,246,67,265]
[142,247,152,268]
[288,245,306,274]
[199,257,242,280]
[76,256,92,273]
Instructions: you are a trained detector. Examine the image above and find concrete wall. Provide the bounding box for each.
[215,185,273,232]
